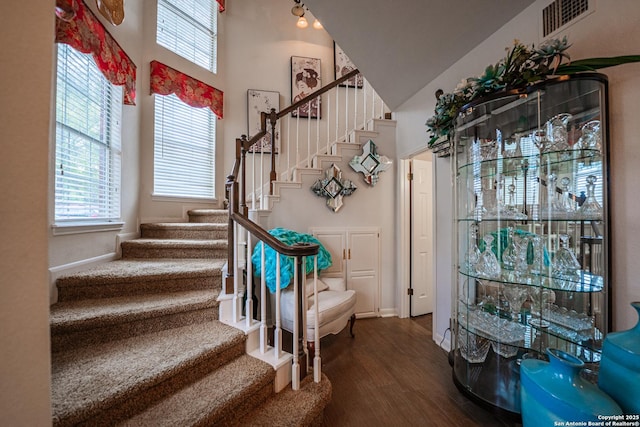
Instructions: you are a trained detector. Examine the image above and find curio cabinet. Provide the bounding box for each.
[452,73,610,416]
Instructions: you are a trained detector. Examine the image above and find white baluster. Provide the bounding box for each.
[296,111,300,167]
[327,91,331,155]
[292,257,300,391]
[274,251,282,361]
[363,79,368,129]
[307,100,311,168]
[260,145,264,210]
[316,96,320,160]
[354,79,358,132]
[345,85,349,142]
[286,116,291,181]
[335,87,339,145]
[233,222,240,324]
[260,242,267,354]
[251,152,256,210]
[371,83,375,120]
[245,232,253,328]
[313,256,321,382]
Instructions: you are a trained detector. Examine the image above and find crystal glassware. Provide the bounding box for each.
[464,223,481,274]
[529,235,547,276]
[502,283,529,323]
[545,113,572,152]
[476,234,502,279]
[505,178,528,219]
[544,173,565,218]
[578,175,603,219]
[502,226,518,271]
[560,176,575,215]
[575,120,602,155]
[552,234,581,278]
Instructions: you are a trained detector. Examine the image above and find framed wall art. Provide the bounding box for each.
[247,89,280,153]
[334,42,363,88]
[291,56,321,119]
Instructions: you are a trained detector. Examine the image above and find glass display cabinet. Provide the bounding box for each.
[452,74,610,416]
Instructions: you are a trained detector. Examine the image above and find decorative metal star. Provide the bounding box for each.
[311,164,356,212]
[349,140,392,186]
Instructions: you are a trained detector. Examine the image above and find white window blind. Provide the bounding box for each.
[154,93,216,199]
[157,0,218,73]
[55,44,122,222]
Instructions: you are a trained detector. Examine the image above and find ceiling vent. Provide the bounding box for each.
[542,0,590,37]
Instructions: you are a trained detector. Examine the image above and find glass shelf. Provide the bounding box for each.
[459,268,604,293]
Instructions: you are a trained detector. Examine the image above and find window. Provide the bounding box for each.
[157,0,218,73]
[55,44,122,222]
[153,93,216,199]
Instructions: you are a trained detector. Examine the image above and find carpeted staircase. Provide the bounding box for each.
[50,209,331,426]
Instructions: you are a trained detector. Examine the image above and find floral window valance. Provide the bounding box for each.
[150,61,224,119]
[217,0,225,12]
[55,0,137,105]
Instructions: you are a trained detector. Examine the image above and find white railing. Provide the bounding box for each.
[247,72,389,210]
[226,69,387,391]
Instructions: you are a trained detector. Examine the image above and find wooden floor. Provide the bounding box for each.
[319,315,521,427]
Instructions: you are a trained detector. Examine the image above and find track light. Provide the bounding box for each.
[292,0,321,29]
[297,16,308,28]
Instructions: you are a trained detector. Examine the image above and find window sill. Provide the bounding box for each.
[51,221,125,236]
[151,194,218,203]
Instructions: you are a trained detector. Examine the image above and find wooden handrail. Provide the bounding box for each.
[231,68,361,174]
[230,212,319,257]
[278,68,360,118]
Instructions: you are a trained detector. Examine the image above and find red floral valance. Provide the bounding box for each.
[150,61,224,119]
[55,0,137,105]
[217,0,225,12]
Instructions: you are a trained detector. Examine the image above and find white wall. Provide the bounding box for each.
[395,0,640,343]
[0,1,54,424]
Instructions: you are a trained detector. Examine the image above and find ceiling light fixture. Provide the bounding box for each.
[297,16,309,28]
[292,0,321,29]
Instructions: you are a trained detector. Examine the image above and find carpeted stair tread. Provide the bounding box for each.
[51,320,245,426]
[50,289,220,332]
[122,354,275,427]
[140,223,228,240]
[187,209,229,223]
[232,373,332,427]
[141,223,227,230]
[56,259,224,286]
[122,239,228,248]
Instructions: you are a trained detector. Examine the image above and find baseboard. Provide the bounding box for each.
[433,332,451,352]
[49,252,118,304]
[378,308,398,318]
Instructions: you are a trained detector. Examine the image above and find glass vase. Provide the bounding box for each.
[598,301,640,414]
[520,348,622,427]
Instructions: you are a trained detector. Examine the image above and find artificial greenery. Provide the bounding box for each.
[426,37,640,148]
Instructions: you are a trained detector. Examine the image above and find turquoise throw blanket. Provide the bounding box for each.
[251,228,332,293]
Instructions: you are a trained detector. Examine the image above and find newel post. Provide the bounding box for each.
[269,108,278,195]
[293,244,310,381]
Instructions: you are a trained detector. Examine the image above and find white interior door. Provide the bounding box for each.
[347,229,379,317]
[411,159,433,316]
[310,229,346,278]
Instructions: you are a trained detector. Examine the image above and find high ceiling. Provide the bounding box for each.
[304,0,536,110]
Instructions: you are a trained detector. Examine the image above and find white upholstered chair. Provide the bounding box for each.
[279,276,356,347]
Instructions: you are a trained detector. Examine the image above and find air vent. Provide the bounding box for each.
[543,0,590,37]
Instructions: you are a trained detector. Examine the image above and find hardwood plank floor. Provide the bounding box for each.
[320,315,521,427]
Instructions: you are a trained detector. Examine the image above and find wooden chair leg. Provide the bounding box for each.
[349,313,356,338]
